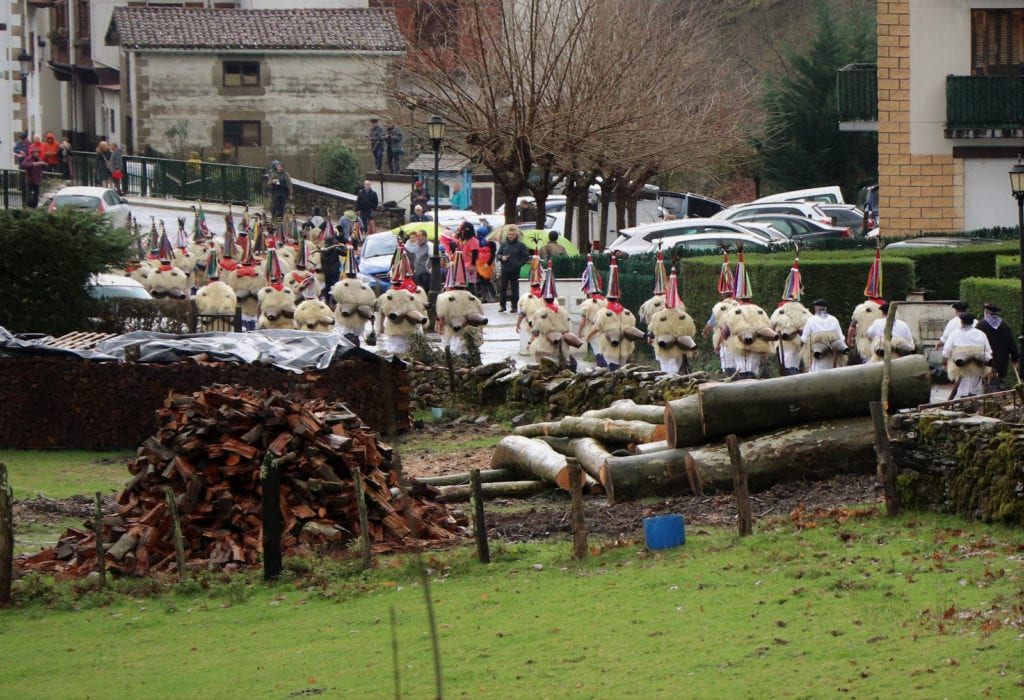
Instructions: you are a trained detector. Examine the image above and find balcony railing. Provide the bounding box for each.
[946,75,1024,133]
[69,153,267,207]
[836,63,877,122]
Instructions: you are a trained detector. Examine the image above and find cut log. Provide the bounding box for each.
[413,467,526,487]
[514,417,666,445]
[601,417,876,502]
[664,395,703,447]
[491,436,568,487]
[567,437,613,482]
[433,480,548,503]
[581,399,667,424]
[695,355,931,443]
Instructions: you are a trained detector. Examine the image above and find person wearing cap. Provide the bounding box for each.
[411,180,429,213]
[975,303,1019,390]
[801,299,849,373]
[384,121,404,174]
[266,160,292,220]
[936,301,973,351]
[942,313,992,399]
[355,180,379,234]
[369,118,385,172]
[865,301,916,361]
[409,204,428,223]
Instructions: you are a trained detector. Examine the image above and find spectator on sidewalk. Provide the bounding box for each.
[21,151,45,209]
[369,118,385,172]
[266,160,292,220]
[355,180,378,233]
[109,143,124,194]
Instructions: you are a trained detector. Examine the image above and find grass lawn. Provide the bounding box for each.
[0,449,132,499]
[3,509,1022,698]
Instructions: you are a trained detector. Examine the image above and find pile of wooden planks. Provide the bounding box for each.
[17,385,461,579]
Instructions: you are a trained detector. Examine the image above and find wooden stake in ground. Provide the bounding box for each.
[164,485,187,579]
[261,453,283,581]
[469,469,490,564]
[726,435,752,536]
[869,401,900,517]
[351,466,373,569]
[94,492,107,588]
[568,464,588,560]
[0,463,12,606]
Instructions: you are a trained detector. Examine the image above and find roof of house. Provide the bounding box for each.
[109,7,406,52]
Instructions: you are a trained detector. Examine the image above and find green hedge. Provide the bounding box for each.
[959,277,1023,339]
[876,243,1010,299]
[995,254,1021,280]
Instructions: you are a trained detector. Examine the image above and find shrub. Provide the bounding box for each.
[318,141,360,193]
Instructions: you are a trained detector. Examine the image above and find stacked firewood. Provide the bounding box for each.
[17,386,461,579]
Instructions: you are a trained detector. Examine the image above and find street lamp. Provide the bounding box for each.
[17,49,32,98]
[1009,155,1024,376]
[427,115,446,323]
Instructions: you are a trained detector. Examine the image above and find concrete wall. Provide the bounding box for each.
[126,50,395,179]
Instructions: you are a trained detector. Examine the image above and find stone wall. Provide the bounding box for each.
[0,355,409,450]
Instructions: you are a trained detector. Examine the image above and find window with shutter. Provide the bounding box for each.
[971,9,1024,76]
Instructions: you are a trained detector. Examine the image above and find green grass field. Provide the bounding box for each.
[0,449,132,499]
[3,508,1023,698]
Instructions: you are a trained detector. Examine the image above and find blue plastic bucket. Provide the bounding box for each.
[643,514,686,550]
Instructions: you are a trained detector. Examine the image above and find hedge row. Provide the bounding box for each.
[959,277,1023,340]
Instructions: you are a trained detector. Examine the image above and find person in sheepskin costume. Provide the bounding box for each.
[647,266,697,374]
[374,262,429,355]
[585,255,645,371]
[801,299,849,372]
[194,248,238,330]
[223,229,264,331]
[718,251,777,380]
[256,245,297,330]
[435,249,488,358]
[330,244,376,346]
[942,313,992,398]
[516,249,546,355]
[845,245,886,363]
[702,249,741,377]
[577,254,608,367]
[638,250,672,326]
[284,239,320,302]
[526,261,582,366]
[768,255,811,375]
[294,298,335,332]
[146,230,190,300]
[865,300,916,362]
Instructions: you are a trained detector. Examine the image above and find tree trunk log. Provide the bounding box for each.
[696,355,931,442]
[602,417,876,502]
[492,436,569,487]
[664,395,704,447]
[582,399,667,424]
[413,467,525,487]
[434,480,548,502]
[568,437,613,482]
[515,417,666,445]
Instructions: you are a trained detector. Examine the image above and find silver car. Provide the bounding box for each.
[48,186,132,229]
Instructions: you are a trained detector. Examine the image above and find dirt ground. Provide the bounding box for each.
[395,420,883,542]
[14,420,882,547]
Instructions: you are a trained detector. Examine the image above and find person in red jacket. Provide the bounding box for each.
[40,132,60,171]
[21,151,45,208]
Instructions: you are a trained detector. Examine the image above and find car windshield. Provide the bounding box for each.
[361,234,398,258]
[89,285,151,300]
[53,194,101,209]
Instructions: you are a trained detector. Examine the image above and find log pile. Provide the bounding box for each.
[16,385,461,579]
[425,356,934,503]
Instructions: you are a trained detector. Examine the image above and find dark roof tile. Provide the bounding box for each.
[111,7,405,52]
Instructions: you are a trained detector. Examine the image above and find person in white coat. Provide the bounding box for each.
[800,299,848,372]
[942,313,993,398]
[865,301,916,361]
[936,300,973,351]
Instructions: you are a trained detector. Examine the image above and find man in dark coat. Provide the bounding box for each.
[21,151,45,209]
[976,303,1020,391]
[496,227,531,312]
[355,180,378,234]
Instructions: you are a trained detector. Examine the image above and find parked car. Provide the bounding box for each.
[48,186,132,229]
[357,232,399,295]
[820,203,875,232]
[608,218,792,255]
[87,273,152,300]
[884,236,1009,250]
[753,186,846,205]
[662,230,792,255]
[713,200,834,226]
[731,213,853,243]
[657,191,725,219]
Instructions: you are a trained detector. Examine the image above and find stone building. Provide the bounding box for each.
[107,5,405,179]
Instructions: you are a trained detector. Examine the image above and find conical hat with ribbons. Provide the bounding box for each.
[528,249,543,287]
[264,244,284,283]
[580,254,603,296]
[652,250,668,295]
[606,254,622,299]
[541,260,558,301]
[665,267,681,309]
[157,230,175,263]
[781,255,803,302]
[445,249,468,289]
[717,249,735,295]
[205,248,221,279]
[343,244,358,278]
[733,249,753,300]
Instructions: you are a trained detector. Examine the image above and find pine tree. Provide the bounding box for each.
[759,0,877,199]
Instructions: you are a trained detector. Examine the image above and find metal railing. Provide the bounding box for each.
[0,170,26,209]
[836,63,878,122]
[70,152,267,207]
[946,75,1024,129]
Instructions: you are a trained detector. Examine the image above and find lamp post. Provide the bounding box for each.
[427,115,446,324]
[1009,155,1024,376]
[17,49,32,98]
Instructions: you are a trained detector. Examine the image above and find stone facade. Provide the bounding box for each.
[877,1,963,238]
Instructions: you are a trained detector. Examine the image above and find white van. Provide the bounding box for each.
[753,186,846,205]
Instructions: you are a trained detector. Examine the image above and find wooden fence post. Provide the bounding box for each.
[0,463,13,605]
[164,485,188,579]
[261,453,283,580]
[869,401,900,517]
[94,492,107,588]
[351,466,373,569]
[568,464,588,560]
[469,469,490,564]
[726,435,753,536]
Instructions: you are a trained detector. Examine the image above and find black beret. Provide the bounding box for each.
[811,298,829,308]
[951,301,969,311]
